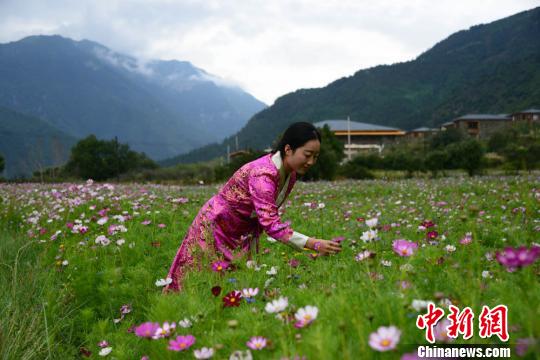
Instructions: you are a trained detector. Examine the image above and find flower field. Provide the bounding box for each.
[1,176,539,359]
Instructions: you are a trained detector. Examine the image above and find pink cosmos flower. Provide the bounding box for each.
[211,260,229,273]
[427,231,438,240]
[168,335,195,351]
[460,232,473,245]
[392,239,418,257]
[141,220,151,226]
[158,223,166,228]
[134,322,160,338]
[496,245,540,271]
[246,336,267,350]
[434,319,454,342]
[369,326,401,351]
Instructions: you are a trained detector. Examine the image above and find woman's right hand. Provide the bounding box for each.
[306,238,342,255]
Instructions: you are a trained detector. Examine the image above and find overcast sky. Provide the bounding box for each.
[1,0,538,104]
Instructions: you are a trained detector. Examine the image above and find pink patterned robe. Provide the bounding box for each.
[165,151,308,291]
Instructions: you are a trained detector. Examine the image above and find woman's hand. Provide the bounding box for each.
[306,238,342,255]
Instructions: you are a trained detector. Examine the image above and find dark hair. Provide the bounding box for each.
[273,122,322,159]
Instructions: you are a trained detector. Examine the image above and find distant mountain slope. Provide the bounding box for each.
[169,6,540,164]
[0,35,266,160]
[0,106,77,178]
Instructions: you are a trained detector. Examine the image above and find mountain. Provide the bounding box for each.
[0,106,77,178]
[168,6,540,164]
[0,35,266,160]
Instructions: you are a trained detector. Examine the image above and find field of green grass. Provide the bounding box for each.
[1,176,539,359]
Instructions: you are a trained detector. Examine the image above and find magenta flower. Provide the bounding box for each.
[496,245,540,271]
[141,220,151,226]
[427,231,438,240]
[211,260,229,273]
[168,335,195,351]
[246,336,267,350]
[289,258,300,268]
[392,240,418,257]
[134,322,160,338]
[332,236,346,244]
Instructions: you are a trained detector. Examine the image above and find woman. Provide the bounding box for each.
[165,122,342,291]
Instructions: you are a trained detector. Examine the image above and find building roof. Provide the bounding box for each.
[411,127,438,132]
[515,108,540,114]
[454,114,511,121]
[314,119,402,132]
[441,121,454,127]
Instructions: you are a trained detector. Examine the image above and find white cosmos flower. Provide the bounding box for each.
[179,318,192,328]
[242,288,259,298]
[445,245,456,253]
[98,347,112,356]
[97,217,108,225]
[265,297,288,313]
[95,235,110,246]
[366,218,378,228]
[155,277,172,287]
[295,305,318,325]
[361,229,378,243]
[194,347,214,359]
[266,266,278,275]
[411,300,434,312]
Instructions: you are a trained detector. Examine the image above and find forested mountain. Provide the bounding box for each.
[168,6,540,165]
[0,106,77,178]
[0,35,266,161]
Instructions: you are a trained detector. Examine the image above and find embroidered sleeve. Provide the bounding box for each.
[248,169,294,243]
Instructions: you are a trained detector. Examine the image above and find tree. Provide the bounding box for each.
[0,153,4,174]
[448,139,485,176]
[302,125,344,181]
[425,150,449,177]
[65,135,157,180]
[430,128,466,150]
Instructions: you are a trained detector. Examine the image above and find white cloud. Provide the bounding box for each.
[0,0,538,104]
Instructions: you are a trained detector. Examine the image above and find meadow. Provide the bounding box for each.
[0,175,539,359]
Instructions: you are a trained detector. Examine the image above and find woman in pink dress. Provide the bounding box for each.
[165,122,342,291]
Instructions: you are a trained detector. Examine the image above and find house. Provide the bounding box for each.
[314,119,406,160]
[452,114,512,139]
[512,109,540,126]
[406,127,439,139]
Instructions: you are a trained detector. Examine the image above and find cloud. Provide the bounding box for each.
[0,0,538,104]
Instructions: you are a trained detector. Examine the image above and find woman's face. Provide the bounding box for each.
[284,139,321,175]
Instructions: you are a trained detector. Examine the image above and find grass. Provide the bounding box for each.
[0,175,539,359]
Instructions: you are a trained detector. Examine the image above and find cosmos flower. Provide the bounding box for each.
[366,218,378,228]
[265,297,288,313]
[355,250,375,261]
[211,286,222,297]
[194,347,214,359]
[242,288,259,303]
[98,347,112,356]
[294,306,318,328]
[152,321,176,339]
[496,245,540,271]
[460,232,473,245]
[434,319,454,342]
[368,326,401,351]
[361,230,378,243]
[392,239,418,257]
[134,322,160,338]
[179,318,192,328]
[223,291,243,307]
[168,335,195,351]
[246,336,267,350]
[211,260,230,273]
